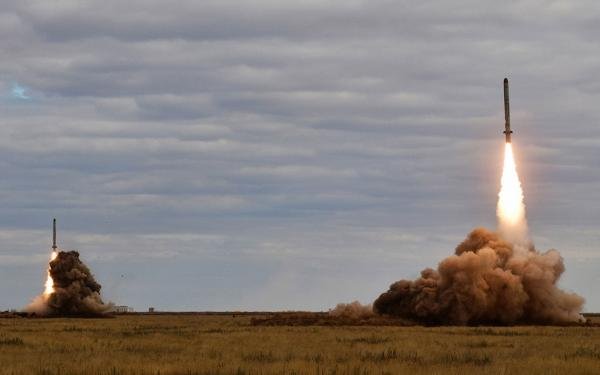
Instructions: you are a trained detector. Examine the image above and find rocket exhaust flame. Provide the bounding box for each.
[497,142,529,247]
[43,251,58,297]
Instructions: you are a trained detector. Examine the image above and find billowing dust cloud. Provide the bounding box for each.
[329,301,374,319]
[374,228,584,324]
[26,250,112,316]
[372,143,584,325]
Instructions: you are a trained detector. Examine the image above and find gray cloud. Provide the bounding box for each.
[0,0,599,311]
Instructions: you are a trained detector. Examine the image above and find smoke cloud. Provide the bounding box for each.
[373,228,584,325]
[329,301,374,319]
[26,251,112,316]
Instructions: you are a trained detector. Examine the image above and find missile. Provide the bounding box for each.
[503,78,512,143]
[52,218,57,251]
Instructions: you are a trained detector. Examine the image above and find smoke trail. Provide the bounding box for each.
[26,250,112,316]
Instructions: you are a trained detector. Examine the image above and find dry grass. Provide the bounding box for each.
[0,314,599,374]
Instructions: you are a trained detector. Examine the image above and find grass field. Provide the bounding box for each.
[1,314,599,375]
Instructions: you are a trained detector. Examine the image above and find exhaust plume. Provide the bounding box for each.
[43,251,58,295]
[497,143,529,247]
[26,250,112,316]
[373,144,584,325]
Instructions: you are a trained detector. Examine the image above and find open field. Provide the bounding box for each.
[1,314,599,375]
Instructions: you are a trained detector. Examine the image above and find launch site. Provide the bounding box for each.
[2,1,600,374]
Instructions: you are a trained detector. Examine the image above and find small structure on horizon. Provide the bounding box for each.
[113,305,134,313]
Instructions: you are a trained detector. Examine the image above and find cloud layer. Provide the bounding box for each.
[1,1,599,311]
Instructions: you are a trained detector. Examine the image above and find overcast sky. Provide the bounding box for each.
[1,1,599,312]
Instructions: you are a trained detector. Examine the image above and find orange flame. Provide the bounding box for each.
[497,143,529,246]
[43,251,58,297]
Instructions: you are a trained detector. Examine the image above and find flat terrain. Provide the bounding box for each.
[1,314,599,375]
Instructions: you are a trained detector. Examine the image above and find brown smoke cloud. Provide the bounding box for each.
[373,228,584,325]
[26,251,112,316]
[329,301,374,319]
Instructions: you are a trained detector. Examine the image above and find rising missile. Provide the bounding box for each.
[52,218,57,250]
[503,78,512,143]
